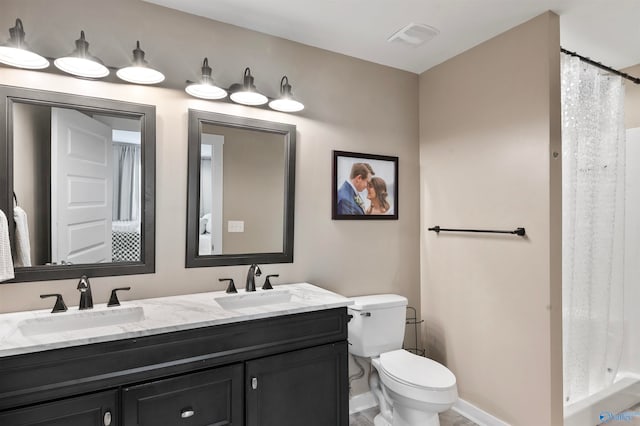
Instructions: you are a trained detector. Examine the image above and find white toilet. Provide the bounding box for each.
[348,294,458,426]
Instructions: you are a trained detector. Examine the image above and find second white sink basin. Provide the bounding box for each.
[18,306,145,337]
[215,289,292,310]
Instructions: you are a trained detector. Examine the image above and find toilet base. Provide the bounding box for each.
[374,407,441,426]
[374,413,391,426]
[393,404,440,426]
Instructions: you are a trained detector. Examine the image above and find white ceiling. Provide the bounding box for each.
[144,0,640,74]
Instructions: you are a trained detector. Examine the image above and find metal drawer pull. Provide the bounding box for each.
[251,377,258,390]
[181,408,195,418]
[360,312,371,317]
[103,411,112,426]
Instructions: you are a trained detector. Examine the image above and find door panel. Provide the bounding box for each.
[51,107,113,264]
[245,342,348,426]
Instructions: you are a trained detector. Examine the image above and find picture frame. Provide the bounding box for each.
[332,150,398,220]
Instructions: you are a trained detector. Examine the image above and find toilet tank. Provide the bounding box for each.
[347,294,408,357]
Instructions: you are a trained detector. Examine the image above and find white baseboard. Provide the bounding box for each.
[349,393,510,426]
[452,398,511,426]
[349,391,378,415]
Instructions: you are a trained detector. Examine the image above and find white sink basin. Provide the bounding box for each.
[215,290,292,310]
[18,306,145,336]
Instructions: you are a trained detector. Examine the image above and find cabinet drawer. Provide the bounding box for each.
[0,389,117,426]
[122,364,243,426]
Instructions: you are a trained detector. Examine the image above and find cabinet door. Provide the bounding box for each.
[0,389,118,426]
[122,363,243,426]
[246,342,348,426]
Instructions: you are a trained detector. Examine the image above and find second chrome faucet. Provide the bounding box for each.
[245,264,262,292]
[77,275,93,310]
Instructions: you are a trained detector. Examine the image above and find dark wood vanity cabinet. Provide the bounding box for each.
[0,308,349,426]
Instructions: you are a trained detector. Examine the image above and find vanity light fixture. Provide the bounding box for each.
[229,67,268,106]
[116,41,165,84]
[268,76,304,112]
[185,57,227,99]
[0,19,49,69]
[54,30,109,78]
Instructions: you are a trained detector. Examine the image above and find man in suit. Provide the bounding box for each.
[336,162,374,215]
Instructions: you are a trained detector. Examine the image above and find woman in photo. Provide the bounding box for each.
[366,176,391,214]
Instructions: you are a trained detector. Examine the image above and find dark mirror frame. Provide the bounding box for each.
[0,85,156,282]
[186,109,295,267]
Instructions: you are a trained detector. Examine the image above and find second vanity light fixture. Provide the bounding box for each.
[185,63,305,112]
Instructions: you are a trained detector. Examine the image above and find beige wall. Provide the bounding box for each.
[13,103,50,265]
[202,124,285,254]
[0,0,421,379]
[419,12,562,425]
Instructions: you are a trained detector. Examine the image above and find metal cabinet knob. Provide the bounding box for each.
[181,407,195,418]
[251,377,258,390]
[103,411,112,426]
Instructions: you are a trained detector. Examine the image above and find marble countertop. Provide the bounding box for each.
[0,283,352,358]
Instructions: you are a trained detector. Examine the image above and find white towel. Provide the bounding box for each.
[13,206,31,267]
[0,209,15,282]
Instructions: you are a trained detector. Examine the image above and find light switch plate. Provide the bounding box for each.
[228,220,244,233]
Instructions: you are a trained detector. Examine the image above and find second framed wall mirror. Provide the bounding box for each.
[186,110,296,267]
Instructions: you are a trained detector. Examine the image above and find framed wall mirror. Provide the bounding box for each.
[0,85,155,282]
[186,110,295,267]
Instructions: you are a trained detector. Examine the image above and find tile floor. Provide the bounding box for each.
[349,406,478,426]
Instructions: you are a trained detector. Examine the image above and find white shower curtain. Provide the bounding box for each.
[562,55,626,404]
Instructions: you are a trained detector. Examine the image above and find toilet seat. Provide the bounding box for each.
[376,350,458,405]
[379,349,456,391]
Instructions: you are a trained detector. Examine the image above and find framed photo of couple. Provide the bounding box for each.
[332,150,398,220]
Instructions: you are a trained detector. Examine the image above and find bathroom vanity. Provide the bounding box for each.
[0,283,350,426]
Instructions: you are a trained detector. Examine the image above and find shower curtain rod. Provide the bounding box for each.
[561,47,640,85]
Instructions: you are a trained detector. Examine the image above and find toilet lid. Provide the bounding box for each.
[379,350,456,390]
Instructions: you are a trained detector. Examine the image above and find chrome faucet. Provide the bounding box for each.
[245,264,262,292]
[77,275,93,310]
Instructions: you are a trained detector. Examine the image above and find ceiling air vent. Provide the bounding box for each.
[387,23,439,47]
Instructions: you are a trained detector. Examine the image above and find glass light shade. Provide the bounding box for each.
[185,57,227,100]
[268,76,304,112]
[230,90,268,106]
[0,46,49,69]
[54,31,109,78]
[185,82,227,99]
[54,56,109,78]
[117,66,164,84]
[116,41,165,85]
[269,98,304,112]
[0,19,49,69]
[229,67,268,106]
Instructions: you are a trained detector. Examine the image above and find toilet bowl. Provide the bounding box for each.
[347,295,458,426]
[372,350,457,426]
